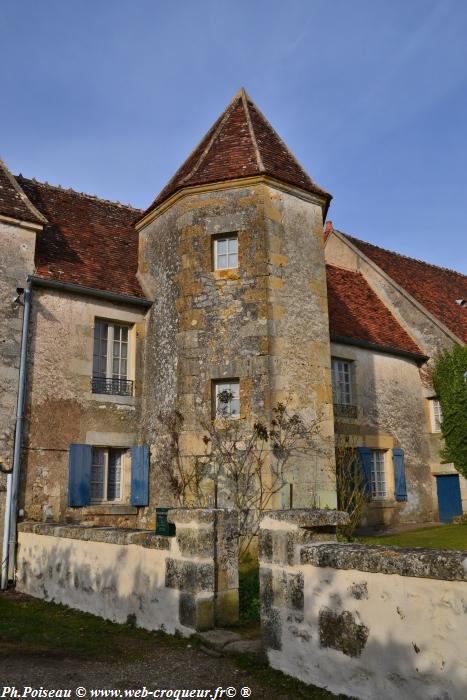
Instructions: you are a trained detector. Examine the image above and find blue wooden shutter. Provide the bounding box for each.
[393,448,408,502]
[357,447,372,498]
[68,444,92,507]
[131,445,149,506]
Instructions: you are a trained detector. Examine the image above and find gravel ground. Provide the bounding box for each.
[0,644,339,699]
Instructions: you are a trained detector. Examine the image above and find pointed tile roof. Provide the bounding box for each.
[141,89,331,218]
[0,157,47,225]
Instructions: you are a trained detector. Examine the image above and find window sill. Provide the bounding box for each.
[90,394,137,406]
[83,504,138,515]
[212,270,240,281]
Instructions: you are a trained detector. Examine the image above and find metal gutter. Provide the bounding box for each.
[1,280,32,588]
[330,334,429,364]
[29,276,152,308]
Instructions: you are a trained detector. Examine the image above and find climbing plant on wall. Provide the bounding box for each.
[432,344,467,479]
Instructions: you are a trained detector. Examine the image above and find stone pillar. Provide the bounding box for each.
[168,508,239,629]
[258,509,349,650]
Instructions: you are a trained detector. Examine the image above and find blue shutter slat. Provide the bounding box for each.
[393,448,408,502]
[131,445,149,506]
[357,447,372,498]
[68,444,92,507]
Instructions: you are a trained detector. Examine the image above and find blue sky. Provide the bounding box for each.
[1,0,466,271]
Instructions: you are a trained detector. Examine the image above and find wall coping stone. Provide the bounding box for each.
[261,509,350,528]
[300,543,467,582]
[18,522,171,550]
[168,508,235,525]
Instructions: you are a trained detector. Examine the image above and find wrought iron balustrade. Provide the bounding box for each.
[333,403,358,419]
[91,376,133,397]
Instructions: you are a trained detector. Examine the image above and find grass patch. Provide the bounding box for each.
[0,591,186,660]
[358,523,467,550]
[239,560,260,623]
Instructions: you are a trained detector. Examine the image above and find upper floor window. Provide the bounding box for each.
[213,379,240,418]
[92,320,133,396]
[331,358,356,418]
[429,398,443,433]
[213,235,238,271]
[370,449,387,500]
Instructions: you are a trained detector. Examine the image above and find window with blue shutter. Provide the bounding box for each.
[393,448,408,502]
[68,444,92,507]
[357,447,372,498]
[130,445,150,506]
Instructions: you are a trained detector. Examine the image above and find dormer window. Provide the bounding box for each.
[213,235,238,271]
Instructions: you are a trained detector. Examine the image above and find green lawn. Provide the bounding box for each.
[0,591,184,660]
[358,523,467,550]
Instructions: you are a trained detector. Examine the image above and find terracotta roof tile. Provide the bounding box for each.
[0,158,46,225]
[344,234,467,343]
[326,264,423,357]
[16,176,145,299]
[141,88,331,218]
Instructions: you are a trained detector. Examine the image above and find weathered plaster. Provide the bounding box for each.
[331,342,434,526]
[260,512,467,700]
[21,288,147,527]
[0,220,37,542]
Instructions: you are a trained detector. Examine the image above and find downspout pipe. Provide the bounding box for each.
[1,279,32,588]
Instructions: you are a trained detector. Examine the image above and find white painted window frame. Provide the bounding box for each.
[90,446,127,504]
[93,320,131,380]
[429,398,443,433]
[331,358,354,406]
[213,235,238,271]
[214,379,240,419]
[370,449,388,500]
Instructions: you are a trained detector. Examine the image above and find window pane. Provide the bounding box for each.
[331,359,352,406]
[370,450,387,500]
[217,254,228,269]
[228,253,238,268]
[93,322,108,377]
[217,239,228,255]
[215,380,240,417]
[228,237,238,254]
[91,448,105,500]
[107,450,122,501]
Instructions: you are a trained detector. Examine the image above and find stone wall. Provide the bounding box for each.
[16,508,238,634]
[0,219,37,544]
[138,182,336,511]
[260,511,467,700]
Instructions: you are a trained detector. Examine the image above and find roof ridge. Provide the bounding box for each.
[180,91,243,184]
[0,157,47,224]
[16,175,142,212]
[245,94,329,197]
[241,89,265,172]
[340,230,467,280]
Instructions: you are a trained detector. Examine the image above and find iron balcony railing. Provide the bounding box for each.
[91,376,134,397]
[333,403,358,419]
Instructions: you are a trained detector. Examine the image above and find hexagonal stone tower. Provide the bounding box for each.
[136,89,337,509]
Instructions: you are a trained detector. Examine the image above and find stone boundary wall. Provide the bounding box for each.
[259,510,467,700]
[17,508,238,635]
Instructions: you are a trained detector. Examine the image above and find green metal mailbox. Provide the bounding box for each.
[155,507,176,537]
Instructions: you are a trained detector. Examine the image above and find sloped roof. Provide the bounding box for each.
[141,88,331,218]
[0,158,47,225]
[344,234,467,344]
[326,264,424,357]
[16,176,145,299]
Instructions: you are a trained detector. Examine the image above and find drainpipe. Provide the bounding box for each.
[1,279,32,588]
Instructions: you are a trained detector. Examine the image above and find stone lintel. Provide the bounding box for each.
[301,543,467,582]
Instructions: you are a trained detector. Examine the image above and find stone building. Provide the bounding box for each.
[1,89,466,556]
